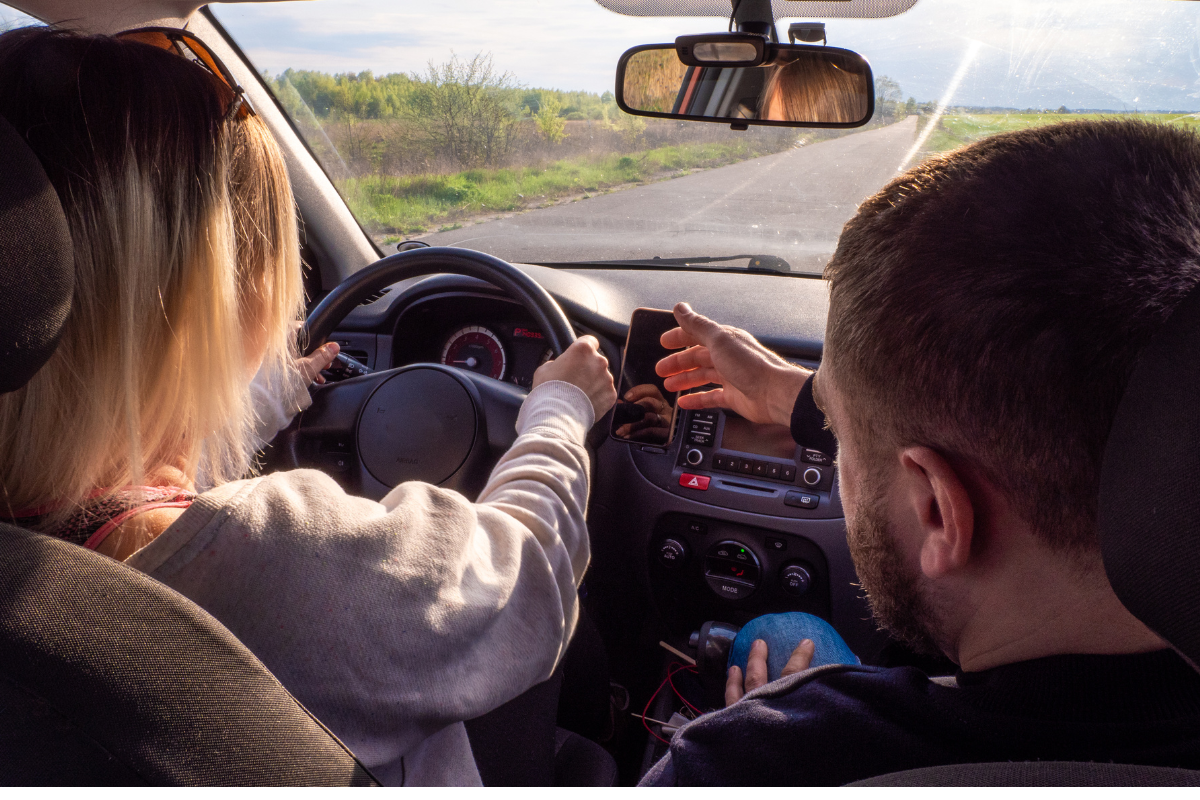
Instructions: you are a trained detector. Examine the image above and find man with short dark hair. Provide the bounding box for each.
[641,120,1200,786]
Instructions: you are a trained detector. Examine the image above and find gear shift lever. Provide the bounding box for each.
[689,621,742,708]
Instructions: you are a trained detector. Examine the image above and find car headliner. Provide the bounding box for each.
[9,0,282,34]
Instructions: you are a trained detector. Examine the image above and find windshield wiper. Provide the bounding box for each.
[551,254,795,275]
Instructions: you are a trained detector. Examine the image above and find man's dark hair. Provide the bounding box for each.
[825,119,1200,553]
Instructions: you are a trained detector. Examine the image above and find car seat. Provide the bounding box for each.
[852,279,1200,786]
[0,113,377,786]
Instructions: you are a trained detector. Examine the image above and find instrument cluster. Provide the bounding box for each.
[390,294,554,389]
[438,322,553,388]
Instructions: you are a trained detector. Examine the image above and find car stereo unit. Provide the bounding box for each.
[672,407,834,512]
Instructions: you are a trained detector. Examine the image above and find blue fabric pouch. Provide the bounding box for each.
[728,612,860,683]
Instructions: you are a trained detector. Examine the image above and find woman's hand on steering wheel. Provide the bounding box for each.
[533,335,617,421]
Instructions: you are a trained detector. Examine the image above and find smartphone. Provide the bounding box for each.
[610,307,680,446]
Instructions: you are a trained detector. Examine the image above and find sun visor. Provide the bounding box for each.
[593,0,918,20]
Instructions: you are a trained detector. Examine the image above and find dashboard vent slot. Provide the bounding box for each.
[359,287,392,306]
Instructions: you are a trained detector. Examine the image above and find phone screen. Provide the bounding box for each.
[610,308,680,446]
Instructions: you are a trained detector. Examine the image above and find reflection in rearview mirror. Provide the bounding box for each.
[617,43,874,128]
[622,48,690,114]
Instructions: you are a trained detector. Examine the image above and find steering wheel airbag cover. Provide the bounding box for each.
[357,368,477,487]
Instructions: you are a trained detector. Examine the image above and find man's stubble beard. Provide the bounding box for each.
[845,467,946,657]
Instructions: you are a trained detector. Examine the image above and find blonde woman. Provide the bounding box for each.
[758,52,869,123]
[0,27,615,786]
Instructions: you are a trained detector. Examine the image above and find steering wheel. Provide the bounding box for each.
[272,247,576,501]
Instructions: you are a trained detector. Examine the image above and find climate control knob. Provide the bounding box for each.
[657,538,688,569]
[781,564,812,597]
[703,540,761,600]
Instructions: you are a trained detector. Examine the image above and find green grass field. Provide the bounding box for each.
[345,112,1200,237]
[339,139,792,237]
[923,111,1200,154]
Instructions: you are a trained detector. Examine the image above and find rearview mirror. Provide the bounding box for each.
[616,36,874,128]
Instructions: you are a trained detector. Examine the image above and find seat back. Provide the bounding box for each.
[1098,283,1200,668]
[0,524,377,785]
[850,762,1200,787]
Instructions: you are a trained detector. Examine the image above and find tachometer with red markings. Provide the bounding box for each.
[440,326,507,381]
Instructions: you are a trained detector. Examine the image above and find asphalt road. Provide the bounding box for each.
[420,116,919,274]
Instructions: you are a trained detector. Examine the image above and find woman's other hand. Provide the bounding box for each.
[533,335,617,420]
[725,638,815,706]
[655,302,810,426]
[299,341,340,385]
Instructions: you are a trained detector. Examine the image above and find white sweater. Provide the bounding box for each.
[127,380,595,785]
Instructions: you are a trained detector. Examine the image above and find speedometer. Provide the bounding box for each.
[440,326,507,381]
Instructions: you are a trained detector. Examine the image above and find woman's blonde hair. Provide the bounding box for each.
[0,27,303,521]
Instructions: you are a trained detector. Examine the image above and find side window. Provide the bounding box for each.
[0,4,37,30]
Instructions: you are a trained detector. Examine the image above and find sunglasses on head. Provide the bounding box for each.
[116,27,256,122]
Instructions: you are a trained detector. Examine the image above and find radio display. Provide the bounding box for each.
[720,415,797,460]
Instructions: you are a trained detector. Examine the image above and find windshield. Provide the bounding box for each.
[211,0,1200,275]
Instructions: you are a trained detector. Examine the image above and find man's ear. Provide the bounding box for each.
[897,447,975,579]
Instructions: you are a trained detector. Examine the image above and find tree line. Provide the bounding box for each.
[269,54,626,171]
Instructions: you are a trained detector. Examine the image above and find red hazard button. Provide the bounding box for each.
[679,473,711,490]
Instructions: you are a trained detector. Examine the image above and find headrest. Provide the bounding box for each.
[0,115,74,394]
[1099,283,1200,669]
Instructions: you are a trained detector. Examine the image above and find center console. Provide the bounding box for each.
[619,405,845,637]
[629,407,841,519]
[597,308,879,671]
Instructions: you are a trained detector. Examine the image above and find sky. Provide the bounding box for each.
[206,0,1200,111]
[6,0,1200,110]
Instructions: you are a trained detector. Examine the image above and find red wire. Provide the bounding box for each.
[667,665,703,715]
[642,662,699,745]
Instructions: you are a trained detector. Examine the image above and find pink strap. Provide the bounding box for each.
[83,500,193,551]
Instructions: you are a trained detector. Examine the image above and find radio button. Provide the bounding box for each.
[691,411,718,423]
[752,461,768,477]
[688,432,714,447]
[781,465,796,482]
[738,460,755,475]
[802,467,822,486]
[767,463,782,480]
[685,448,704,466]
[802,449,832,466]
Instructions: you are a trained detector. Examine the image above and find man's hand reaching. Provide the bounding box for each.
[655,303,811,427]
[725,638,816,706]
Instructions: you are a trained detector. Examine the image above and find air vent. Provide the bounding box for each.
[359,287,392,306]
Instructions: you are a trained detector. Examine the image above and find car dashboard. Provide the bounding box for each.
[313,262,895,668]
